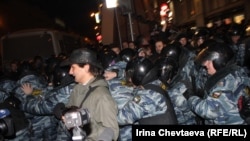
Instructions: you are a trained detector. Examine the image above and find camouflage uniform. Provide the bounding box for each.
[187,64,250,124]
[168,53,207,125]
[21,83,75,114]
[0,79,17,102]
[107,78,167,141]
[105,60,127,80]
[14,74,58,141]
[0,79,32,141]
[19,79,76,141]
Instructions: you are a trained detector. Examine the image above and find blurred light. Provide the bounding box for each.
[161,20,166,25]
[90,13,95,17]
[160,3,169,17]
[224,18,232,25]
[106,0,118,8]
[168,11,173,17]
[191,26,197,30]
[161,3,168,11]
[84,37,89,42]
[207,22,213,28]
[246,25,250,36]
[95,13,101,24]
[94,26,98,30]
[234,14,244,24]
[96,35,102,41]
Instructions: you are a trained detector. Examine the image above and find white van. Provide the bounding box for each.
[0,28,82,66]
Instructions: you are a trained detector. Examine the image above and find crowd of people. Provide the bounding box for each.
[0,22,250,141]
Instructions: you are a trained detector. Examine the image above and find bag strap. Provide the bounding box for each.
[79,86,98,108]
[78,77,103,107]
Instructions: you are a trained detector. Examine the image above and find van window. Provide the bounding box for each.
[2,33,54,61]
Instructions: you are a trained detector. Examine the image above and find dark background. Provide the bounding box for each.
[0,0,98,39]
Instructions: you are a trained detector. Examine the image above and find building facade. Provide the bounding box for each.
[99,0,250,46]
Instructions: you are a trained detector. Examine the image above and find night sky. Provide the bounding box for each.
[0,0,98,38]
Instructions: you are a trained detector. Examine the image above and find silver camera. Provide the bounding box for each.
[64,108,90,129]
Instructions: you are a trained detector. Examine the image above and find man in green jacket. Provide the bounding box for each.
[61,48,119,141]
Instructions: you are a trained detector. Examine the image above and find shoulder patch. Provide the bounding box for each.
[212,91,221,98]
[160,83,167,91]
[32,89,42,96]
[244,86,250,96]
[133,95,141,103]
[121,80,126,86]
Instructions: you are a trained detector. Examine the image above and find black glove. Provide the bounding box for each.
[180,80,195,100]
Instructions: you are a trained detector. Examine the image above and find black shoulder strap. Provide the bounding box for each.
[144,84,166,96]
[205,65,239,92]
[79,86,98,108]
[140,84,178,125]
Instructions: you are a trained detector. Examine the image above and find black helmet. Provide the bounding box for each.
[160,42,181,60]
[53,65,74,87]
[119,48,136,62]
[99,49,118,69]
[155,57,178,84]
[126,57,158,86]
[195,41,234,70]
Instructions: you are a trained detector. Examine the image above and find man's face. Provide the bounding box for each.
[69,64,85,83]
[129,42,135,49]
[197,38,205,46]
[155,41,165,54]
[179,37,187,46]
[122,42,129,48]
[202,60,216,75]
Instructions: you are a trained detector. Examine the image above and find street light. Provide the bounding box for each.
[106,0,118,8]
[95,12,101,24]
[105,0,134,44]
[105,0,122,49]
